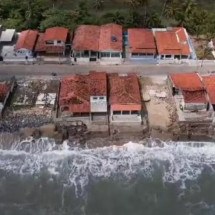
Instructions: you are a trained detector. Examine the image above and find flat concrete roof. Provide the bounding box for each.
[0,29,15,42]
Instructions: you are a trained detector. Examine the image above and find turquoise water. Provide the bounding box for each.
[0,138,215,215]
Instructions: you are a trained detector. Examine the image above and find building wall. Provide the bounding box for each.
[130,53,156,60]
[157,54,190,60]
[71,50,99,63]
[110,104,142,122]
[15,48,33,57]
[99,51,122,64]
[46,40,65,46]
[90,96,107,112]
[183,102,207,111]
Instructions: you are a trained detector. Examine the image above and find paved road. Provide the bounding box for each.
[0,63,214,78]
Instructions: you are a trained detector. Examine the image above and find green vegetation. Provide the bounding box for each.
[0,0,215,38]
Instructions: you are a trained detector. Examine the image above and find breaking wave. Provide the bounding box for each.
[0,135,215,197]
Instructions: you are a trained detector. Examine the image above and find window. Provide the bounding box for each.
[57,40,62,44]
[75,52,81,57]
[46,41,54,45]
[101,52,110,57]
[166,55,172,58]
[161,55,164,59]
[113,111,121,115]
[99,97,104,100]
[147,53,153,56]
[82,50,89,57]
[111,52,120,57]
[122,111,130,115]
[91,51,97,57]
[131,110,139,115]
[139,53,146,56]
[93,97,98,100]
[181,55,188,59]
[132,53,138,57]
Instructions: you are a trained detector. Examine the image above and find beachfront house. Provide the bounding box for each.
[202,75,215,111]
[109,74,142,123]
[0,79,15,117]
[127,28,157,62]
[89,71,108,121]
[15,30,38,58]
[168,73,207,111]
[59,72,108,121]
[154,27,195,62]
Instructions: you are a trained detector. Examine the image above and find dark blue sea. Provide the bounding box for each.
[0,136,215,215]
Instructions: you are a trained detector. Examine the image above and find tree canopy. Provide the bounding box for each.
[0,0,215,38]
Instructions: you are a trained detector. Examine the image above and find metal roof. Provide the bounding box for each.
[0,29,15,42]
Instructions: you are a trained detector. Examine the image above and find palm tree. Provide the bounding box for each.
[164,0,180,19]
[138,0,149,25]
[124,0,140,9]
[93,0,104,10]
[182,0,197,18]
[176,0,197,26]
[146,12,162,28]
[102,11,125,25]
[160,0,173,19]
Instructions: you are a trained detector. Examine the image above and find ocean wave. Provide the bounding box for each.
[0,137,215,197]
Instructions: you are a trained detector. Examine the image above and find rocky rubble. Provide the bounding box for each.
[0,113,52,133]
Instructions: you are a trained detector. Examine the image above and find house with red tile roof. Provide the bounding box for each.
[35,27,69,56]
[154,27,194,62]
[99,23,123,64]
[127,28,157,61]
[59,72,107,120]
[0,79,15,117]
[202,75,215,111]
[109,74,142,122]
[15,30,38,57]
[168,72,207,111]
[72,25,100,63]
[71,23,123,64]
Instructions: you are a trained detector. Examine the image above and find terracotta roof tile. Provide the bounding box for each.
[99,23,122,52]
[15,30,38,51]
[44,27,68,42]
[72,25,100,51]
[35,33,46,52]
[59,72,107,113]
[183,90,207,104]
[128,28,156,54]
[202,75,215,104]
[89,71,107,96]
[59,75,90,113]
[155,27,190,56]
[72,23,123,52]
[45,46,65,54]
[109,74,141,105]
[0,84,9,102]
[170,73,203,91]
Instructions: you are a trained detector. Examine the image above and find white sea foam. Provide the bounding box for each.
[0,138,215,196]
